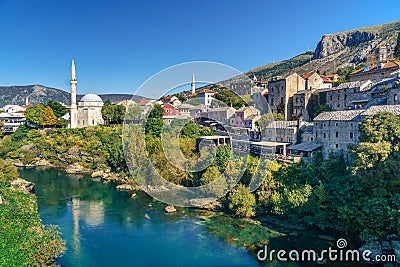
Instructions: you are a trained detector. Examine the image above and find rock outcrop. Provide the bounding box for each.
[313,31,376,60]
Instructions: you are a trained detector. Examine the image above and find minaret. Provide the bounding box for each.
[70,59,78,128]
[191,73,195,95]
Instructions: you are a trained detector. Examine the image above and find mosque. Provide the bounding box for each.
[69,59,104,128]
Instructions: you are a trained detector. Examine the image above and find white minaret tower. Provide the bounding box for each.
[191,73,195,95]
[70,59,78,129]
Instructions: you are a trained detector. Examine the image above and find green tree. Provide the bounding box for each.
[47,100,67,118]
[214,89,247,109]
[42,106,57,127]
[145,118,164,137]
[0,121,3,137]
[25,104,46,126]
[226,184,256,218]
[200,166,227,197]
[148,104,164,119]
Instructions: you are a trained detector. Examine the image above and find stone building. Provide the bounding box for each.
[293,90,313,121]
[302,72,324,90]
[267,73,305,120]
[76,94,105,128]
[325,81,373,111]
[207,106,235,125]
[263,120,299,144]
[313,110,363,159]
[350,61,400,83]
[69,59,104,129]
[313,105,400,159]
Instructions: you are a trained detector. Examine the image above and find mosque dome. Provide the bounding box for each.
[80,93,103,103]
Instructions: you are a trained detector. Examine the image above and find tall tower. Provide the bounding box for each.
[70,59,78,128]
[191,73,195,95]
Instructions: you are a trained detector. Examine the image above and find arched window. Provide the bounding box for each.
[350,132,353,139]
[324,133,326,138]
[336,132,338,138]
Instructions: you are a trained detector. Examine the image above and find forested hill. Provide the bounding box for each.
[0,84,148,106]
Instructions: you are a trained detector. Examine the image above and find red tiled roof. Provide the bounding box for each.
[352,61,400,74]
[301,72,316,79]
[198,89,215,94]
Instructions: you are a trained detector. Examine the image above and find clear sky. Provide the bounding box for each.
[0,0,399,95]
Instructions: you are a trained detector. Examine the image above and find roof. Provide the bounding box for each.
[314,105,400,121]
[300,122,314,134]
[197,89,215,94]
[250,141,290,147]
[177,103,195,109]
[265,120,298,129]
[163,103,176,109]
[288,142,322,152]
[361,105,400,116]
[314,109,365,121]
[301,72,317,79]
[162,95,177,101]
[80,93,103,102]
[208,106,235,112]
[352,61,400,74]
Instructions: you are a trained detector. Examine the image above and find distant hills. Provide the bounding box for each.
[0,84,148,106]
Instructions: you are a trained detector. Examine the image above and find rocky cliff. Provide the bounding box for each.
[247,20,400,80]
[313,20,400,64]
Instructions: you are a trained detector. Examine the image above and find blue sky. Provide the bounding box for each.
[0,0,399,95]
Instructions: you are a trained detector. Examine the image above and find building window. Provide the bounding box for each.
[280,97,284,104]
[394,94,398,102]
[350,132,353,139]
[337,95,340,100]
[324,133,326,138]
[323,123,326,127]
[330,95,333,101]
[350,123,353,126]
[336,132,338,138]
[271,98,274,106]
[316,133,318,138]
[335,122,338,127]
[311,137,314,141]
[296,97,299,103]
[335,144,339,149]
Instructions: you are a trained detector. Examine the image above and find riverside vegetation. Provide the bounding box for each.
[1,105,400,243]
[0,159,65,266]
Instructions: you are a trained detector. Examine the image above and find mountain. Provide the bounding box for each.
[0,85,70,107]
[0,84,149,107]
[247,20,400,79]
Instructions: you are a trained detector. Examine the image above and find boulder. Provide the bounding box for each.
[65,163,84,174]
[165,206,176,213]
[116,184,134,191]
[91,170,104,178]
[11,178,35,193]
[131,193,137,199]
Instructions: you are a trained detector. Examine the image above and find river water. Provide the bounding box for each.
[20,167,367,267]
[20,167,259,267]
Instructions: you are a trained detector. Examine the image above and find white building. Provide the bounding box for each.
[0,112,26,133]
[69,59,104,128]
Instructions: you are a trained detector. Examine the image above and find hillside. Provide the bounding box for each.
[247,20,400,79]
[0,85,148,106]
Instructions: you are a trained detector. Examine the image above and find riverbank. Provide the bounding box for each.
[0,160,66,266]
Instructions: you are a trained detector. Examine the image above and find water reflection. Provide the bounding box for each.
[20,167,259,267]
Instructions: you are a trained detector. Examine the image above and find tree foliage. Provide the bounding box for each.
[47,100,67,118]
[101,100,127,124]
[214,89,247,109]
